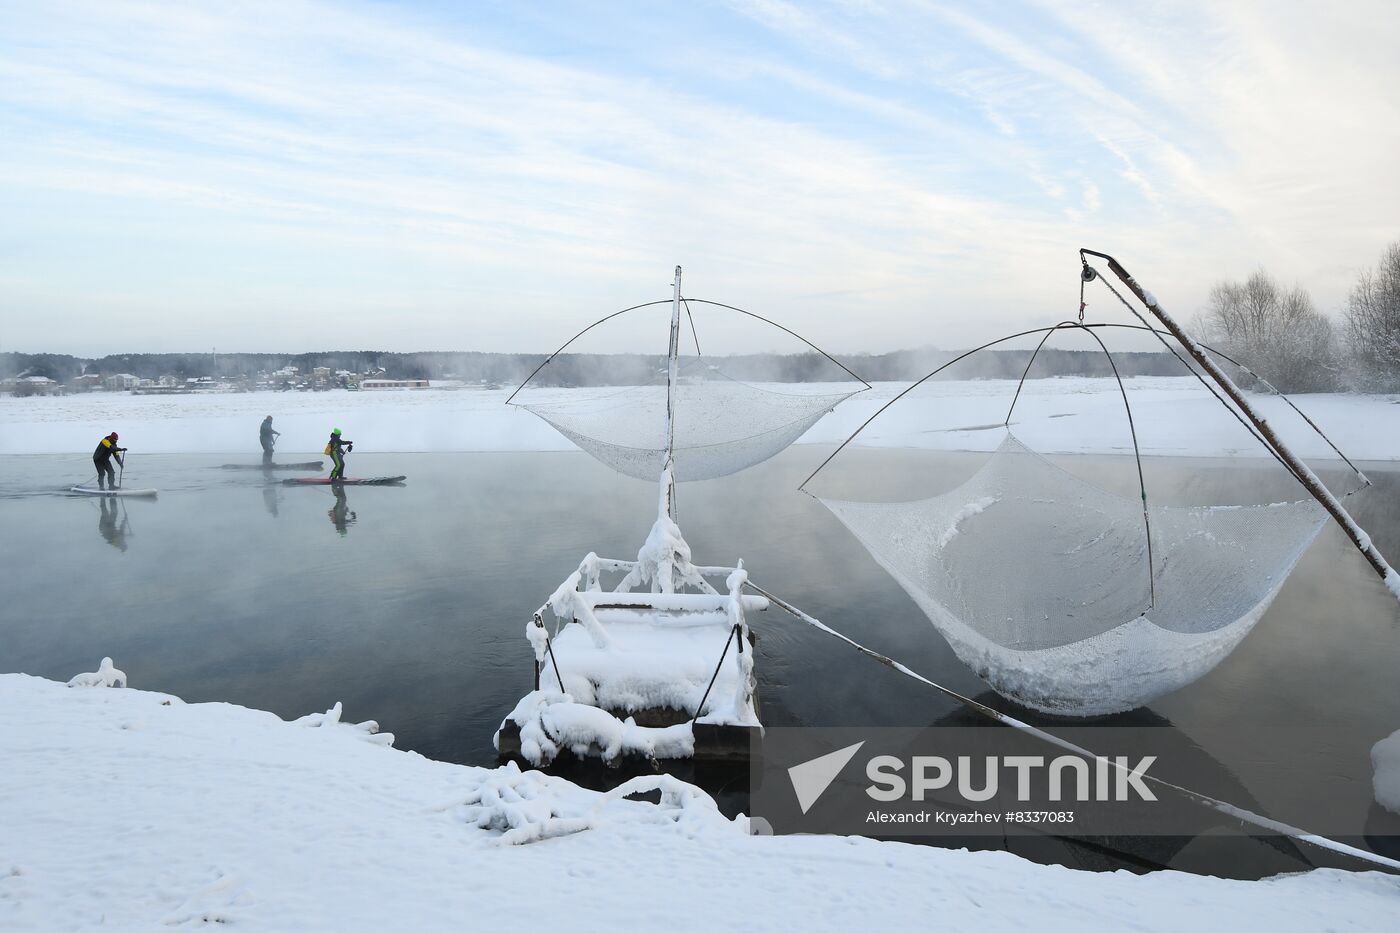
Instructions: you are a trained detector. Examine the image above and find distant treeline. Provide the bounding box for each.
[1,346,1185,387]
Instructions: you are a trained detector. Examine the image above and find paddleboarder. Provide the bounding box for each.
[92,432,127,491]
[325,428,353,482]
[260,416,280,464]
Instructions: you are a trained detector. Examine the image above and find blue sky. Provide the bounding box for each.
[2,0,1397,355]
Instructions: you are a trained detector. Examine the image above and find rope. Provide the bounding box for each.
[800,321,1369,495]
[691,623,741,723]
[1086,271,1368,495]
[742,580,1400,875]
[532,614,566,693]
[682,297,702,356]
[1085,266,1305,484]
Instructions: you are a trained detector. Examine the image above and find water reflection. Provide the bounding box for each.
[923,694,1317,877]
[328,485,356,536]
[262,483,280,518]
[96,498,130,552]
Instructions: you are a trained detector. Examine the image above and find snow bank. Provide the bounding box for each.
[3,671,1399,930]
[6,378,1400,459]
[294,701,395,747]
[1375,730,1400,815]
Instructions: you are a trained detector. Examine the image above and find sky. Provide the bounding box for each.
[1,0,1397,356]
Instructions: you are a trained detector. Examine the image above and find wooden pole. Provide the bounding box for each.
[1081,248,1400,599]
[663,265,682,522]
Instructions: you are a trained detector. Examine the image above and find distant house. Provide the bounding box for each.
[360,378,430,390]
[104,373,139,391]
[15,375,62,396]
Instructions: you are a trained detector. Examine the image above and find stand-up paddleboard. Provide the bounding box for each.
[220,461,325,470]
[70,486,158,498]
[282,476,406,486]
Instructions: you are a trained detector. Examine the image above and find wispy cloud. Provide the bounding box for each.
[0,0,1396,354]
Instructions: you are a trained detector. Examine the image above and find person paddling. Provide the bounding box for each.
[260,416,280,463]
[325,428,353,482]
[93,432,127,491]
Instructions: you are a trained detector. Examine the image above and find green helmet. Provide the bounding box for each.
[331,427,342,435]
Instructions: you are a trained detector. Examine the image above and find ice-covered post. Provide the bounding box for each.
[655,264,684,591]
[1081,247,1400,604]
[663,265,683,515]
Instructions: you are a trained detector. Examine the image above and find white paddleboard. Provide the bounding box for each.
[70,486,158,498]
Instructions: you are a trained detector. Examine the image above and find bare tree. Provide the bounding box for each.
[1343,242,1400,390]
[1197,269,1338,392]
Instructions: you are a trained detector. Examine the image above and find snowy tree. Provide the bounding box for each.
[1342,241,1400,391]
[1197,270,1338,392]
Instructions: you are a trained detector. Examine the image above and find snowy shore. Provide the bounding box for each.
[4,377,1400,460]
[4,669,1398,931]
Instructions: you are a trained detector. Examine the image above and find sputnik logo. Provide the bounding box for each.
[787,741,865,814]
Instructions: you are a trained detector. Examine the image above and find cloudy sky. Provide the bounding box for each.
[2,0,1397,355]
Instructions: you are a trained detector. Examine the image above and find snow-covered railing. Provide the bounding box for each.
[504,492,763,765]
[578,591,768,612]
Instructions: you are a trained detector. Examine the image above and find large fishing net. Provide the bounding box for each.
[820,433,1329,716]
[520,363,855,481]
[511,301,864,482]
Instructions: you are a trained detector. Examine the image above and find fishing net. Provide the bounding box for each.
[511,298,864,482]
[521,367,855,481]
[820,433,1328,716]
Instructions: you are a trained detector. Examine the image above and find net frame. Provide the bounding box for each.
[802,317,1366,715]
[508,296,870,483]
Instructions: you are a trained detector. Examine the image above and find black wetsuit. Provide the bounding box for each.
[260,420,279,462]
[92,437,126,489]
[326,435,352,481]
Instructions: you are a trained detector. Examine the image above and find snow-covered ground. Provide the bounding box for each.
[5,668,1398,931]
[4,377,1400,459]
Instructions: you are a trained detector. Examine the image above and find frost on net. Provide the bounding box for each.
[520,371,856,482]
[820,434,1328,716]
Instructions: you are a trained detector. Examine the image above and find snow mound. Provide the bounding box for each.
[452,763,733,846]
[294,701,395,746]
[500,690,695,766]
[1374,729,1400,814]
[66,657,126,688]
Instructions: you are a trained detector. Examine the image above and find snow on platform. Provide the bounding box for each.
[545,611,758,719]
[496,524,762,766]
[3,670,1399,931]
[6,378,1400,460]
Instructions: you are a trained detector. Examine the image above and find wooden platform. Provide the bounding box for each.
[496,719,759,766]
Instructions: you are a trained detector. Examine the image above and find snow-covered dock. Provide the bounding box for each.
[495,504,764,766]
